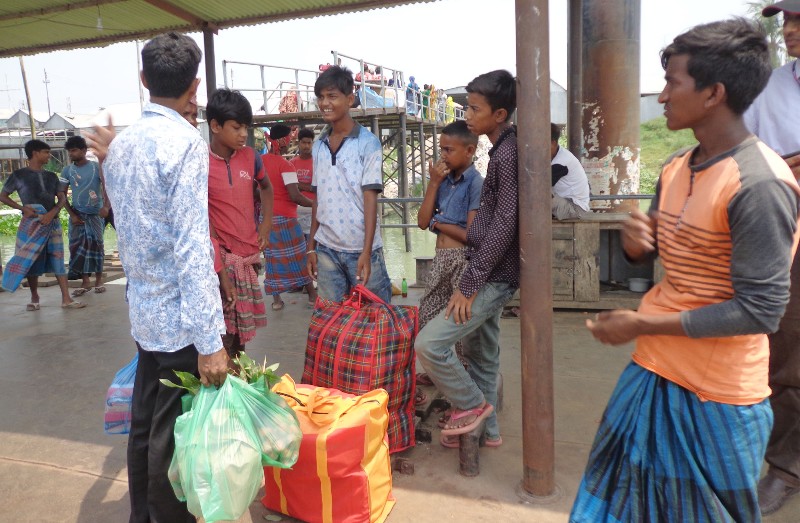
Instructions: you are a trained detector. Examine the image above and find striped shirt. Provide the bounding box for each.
[633,137,800,405]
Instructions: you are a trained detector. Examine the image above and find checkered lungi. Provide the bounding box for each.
[68,212,105,279]
[1,205,66,292]
[221,250,267,344]
[263,216,311,295]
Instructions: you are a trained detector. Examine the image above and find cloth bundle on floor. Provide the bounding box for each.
[263,376,394,523]
[302,284,418,452]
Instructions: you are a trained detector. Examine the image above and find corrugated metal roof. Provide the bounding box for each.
[0,0,432,58]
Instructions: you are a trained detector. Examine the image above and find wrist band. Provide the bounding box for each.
[306,250,316,255]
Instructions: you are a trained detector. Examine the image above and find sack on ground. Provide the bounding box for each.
[168,375,301,523]
[302,284,418,452]
[263,375,395,523]
[104,353,137,435]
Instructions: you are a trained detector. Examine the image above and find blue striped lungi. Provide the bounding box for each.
[1,204,66,292]
[570,362,772,523]
[68,212,105,279]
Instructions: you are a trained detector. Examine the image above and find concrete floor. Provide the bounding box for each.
[1,282,799,522]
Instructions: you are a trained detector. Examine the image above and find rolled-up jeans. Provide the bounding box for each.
[415,281,517,439]
[315,242,392,304]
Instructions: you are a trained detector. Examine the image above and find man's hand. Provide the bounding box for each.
[306,252,318,281]
[83,116,116,164]
[257,221,271,251]
[218,269,236,312]
[99,206,110,219]
[70,214,84,226]
[428,159,450,185]
[586,310,642,345]
[785,153,800,181]
[445,289,477,325]
[356,251,371,285]
[198,349,228,388]
[39,211,56,226]
[622,209,656,261]
[21,206,37,219]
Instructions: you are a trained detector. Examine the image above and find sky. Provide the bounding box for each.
[0,0,755,116]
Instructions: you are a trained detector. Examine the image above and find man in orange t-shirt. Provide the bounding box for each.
[290,128,316,241]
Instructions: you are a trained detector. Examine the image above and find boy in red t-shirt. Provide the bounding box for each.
[290,128,316,240]
[207,89,273,359]
[262,124,317,309]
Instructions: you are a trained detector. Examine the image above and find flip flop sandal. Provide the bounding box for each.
[485,436,503,448]
[440,434,460,449]
[71,288,91,297]
[26,303,40,311]
[271,301,285,311]
[437,409,453,429]
[416,372,435,386]
[94,286,107,293]
[440,404,494,436]
[61,301,87,309]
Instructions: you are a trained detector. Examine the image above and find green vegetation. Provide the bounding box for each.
[638,117,696,194]
[0,209,71,235]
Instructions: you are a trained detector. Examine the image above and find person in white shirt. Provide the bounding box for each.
[550,123,591,220]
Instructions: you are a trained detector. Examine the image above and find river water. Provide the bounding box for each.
[0,214,436,285]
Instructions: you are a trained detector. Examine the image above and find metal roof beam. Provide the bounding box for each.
[0,0,121,23]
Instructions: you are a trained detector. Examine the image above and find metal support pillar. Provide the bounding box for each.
[372,117,383,222]
[203,28,217,101]
[399,113,411,252]
[516,0,556,500]
[410,128,416,187]
[419,122,427,195]
[567,0,583,157]
[581,0,641,211]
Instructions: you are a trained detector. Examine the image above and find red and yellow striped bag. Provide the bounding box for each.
[263,376,395,523]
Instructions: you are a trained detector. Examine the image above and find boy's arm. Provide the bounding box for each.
[418,159,448,229]
[306,197,319,280]
[298,182,314,193]
[98,163,111,217]
[357,189,380,285]
[40,190,66,226]
[0,187,36,218]
[257,173,274,251]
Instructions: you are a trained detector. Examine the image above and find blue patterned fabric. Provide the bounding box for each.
[104,102,224,355]
[570,362,772,523]
[311,123,384,253]
[67,212,105,278]
[62,161,103,213]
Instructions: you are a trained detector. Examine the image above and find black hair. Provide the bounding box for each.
[550,123,562,143]
[314,66,354,97]
[270,124,292,140]
[441,120,479,146]
[24,139,50,159]
[660,18,770,115]
[64,136,87,150]
[141,32,202,99]
[297,128,315,141]
[466,70,516,121]
[206,88,253,126]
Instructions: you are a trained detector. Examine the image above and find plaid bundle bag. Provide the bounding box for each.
[302,284,418,452]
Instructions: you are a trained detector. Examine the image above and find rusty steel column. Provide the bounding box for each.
[581,0,641,211]
[515,0,556,500]
[567,0,583,157]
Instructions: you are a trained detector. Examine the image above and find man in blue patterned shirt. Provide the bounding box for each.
[103,32,228,523]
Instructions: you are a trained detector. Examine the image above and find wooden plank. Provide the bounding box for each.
[573,222,600,302]
[653,256,666,283]
[552,238,574,299]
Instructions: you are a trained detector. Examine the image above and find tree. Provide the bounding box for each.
[748,0,788,68]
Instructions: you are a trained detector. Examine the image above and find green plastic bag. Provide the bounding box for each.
[168,375,302,523]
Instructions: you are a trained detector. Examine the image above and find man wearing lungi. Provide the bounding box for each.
[63,136,109,296]
[572,19,800,522]
[0,139,86,310]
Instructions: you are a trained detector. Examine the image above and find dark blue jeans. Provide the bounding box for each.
[315,243,392,303]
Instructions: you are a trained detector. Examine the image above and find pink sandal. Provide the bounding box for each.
[440,404,494,436]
